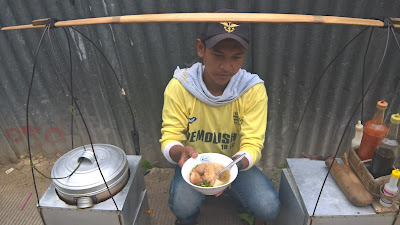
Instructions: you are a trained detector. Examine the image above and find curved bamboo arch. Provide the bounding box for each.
[2,13,400,31]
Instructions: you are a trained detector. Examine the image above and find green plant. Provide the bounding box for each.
[143,160,156,175]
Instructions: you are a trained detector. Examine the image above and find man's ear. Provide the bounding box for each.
[195,39,205,58]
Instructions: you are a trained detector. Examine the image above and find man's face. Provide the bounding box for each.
[196,38,247,87]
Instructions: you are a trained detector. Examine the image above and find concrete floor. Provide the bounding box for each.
[0,156,281,225]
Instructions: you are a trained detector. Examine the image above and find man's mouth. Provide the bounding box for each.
[218,74,230,77]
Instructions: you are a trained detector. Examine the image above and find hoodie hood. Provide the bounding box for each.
[173,62,263,106]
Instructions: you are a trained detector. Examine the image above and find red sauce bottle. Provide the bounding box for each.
[357,100,388,161]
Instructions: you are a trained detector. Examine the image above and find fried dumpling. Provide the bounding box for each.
[190,171,203,185]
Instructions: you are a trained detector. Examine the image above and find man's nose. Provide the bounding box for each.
[220,60,232,72]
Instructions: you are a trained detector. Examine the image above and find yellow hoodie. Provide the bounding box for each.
[160,78,268,170]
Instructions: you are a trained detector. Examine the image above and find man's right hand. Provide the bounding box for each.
[170,145,199,168]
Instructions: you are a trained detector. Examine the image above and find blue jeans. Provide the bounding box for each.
[169,165,280,223]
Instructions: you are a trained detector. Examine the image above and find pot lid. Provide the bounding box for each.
[51,144,128,197]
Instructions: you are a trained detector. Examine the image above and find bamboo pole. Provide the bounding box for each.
[2,13,400,31]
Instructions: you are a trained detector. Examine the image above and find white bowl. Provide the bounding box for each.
[181,153,238,195]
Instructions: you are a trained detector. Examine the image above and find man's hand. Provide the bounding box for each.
[178,146,199,168]
[170,145,199,168]
[215,189,226,197]
[215,155,249,198]
[232,154,249,170]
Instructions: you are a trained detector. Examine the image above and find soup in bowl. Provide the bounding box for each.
[181,153,239,195]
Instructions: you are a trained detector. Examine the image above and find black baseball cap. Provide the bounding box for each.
[200,9,251,50]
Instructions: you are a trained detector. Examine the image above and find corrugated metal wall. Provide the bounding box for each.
[1,0,400,167]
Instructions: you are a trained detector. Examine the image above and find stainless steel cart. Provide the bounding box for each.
[37,155,151,225]
[274,158,400,225]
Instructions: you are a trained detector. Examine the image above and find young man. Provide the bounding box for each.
[160,9,280,225]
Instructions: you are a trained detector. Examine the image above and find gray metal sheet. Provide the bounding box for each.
[308,214,396,225]
[275,169,308,225]
[1,0,400,168]
[287,158,375,216]
[39,207,121,225]
[133,190,151,225]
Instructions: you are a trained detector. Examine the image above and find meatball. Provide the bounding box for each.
[190,171,203,185]
[194,163,206,175]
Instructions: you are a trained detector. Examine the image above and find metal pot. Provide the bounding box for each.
[51,144,129,208]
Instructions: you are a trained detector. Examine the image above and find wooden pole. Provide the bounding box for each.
[2,13,400,31]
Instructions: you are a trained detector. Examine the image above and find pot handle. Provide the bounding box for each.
[78,151,96,165]
[76,196,94,208]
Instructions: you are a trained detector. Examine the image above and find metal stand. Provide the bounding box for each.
[274,158,400,225]
[37,155,151,225]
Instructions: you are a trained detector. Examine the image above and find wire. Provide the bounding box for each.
[48,28,89,149]
[286,27,370,159]
[27,24,85,206]
[69,29,74,150]
[46,24,74,150]
[391,26,400,55]
[309,26,391,225]
[26,25,122,212]
[361,28,375,123]
[388,25,400,225]
[69,26,141,156]
[27,28,85,180]
[26,24,50,206]
[27,28,82,181]
[28,27,91,181]
[31,160,81,180]
[46,26,120,211]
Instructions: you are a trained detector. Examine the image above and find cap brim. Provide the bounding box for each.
[204,33,249,50]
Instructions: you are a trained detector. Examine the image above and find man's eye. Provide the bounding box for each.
[213,54,223,57]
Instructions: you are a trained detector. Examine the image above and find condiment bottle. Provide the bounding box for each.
[357,100,388,161]
[351,121,364,149]
[370,113,400,178]
[380,169,400,207]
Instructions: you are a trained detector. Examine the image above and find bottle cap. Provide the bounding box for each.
[376,100,388,109]
[390,113,400,124]
[392,169,400,178]
[355,120,363,131]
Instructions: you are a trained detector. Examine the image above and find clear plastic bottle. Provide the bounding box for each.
[351,121,364,149]
[370,113,400,178]
[380,169,400,207]
[357,100,388,161]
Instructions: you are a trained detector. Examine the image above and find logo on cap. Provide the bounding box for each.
[220,22,239,33]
